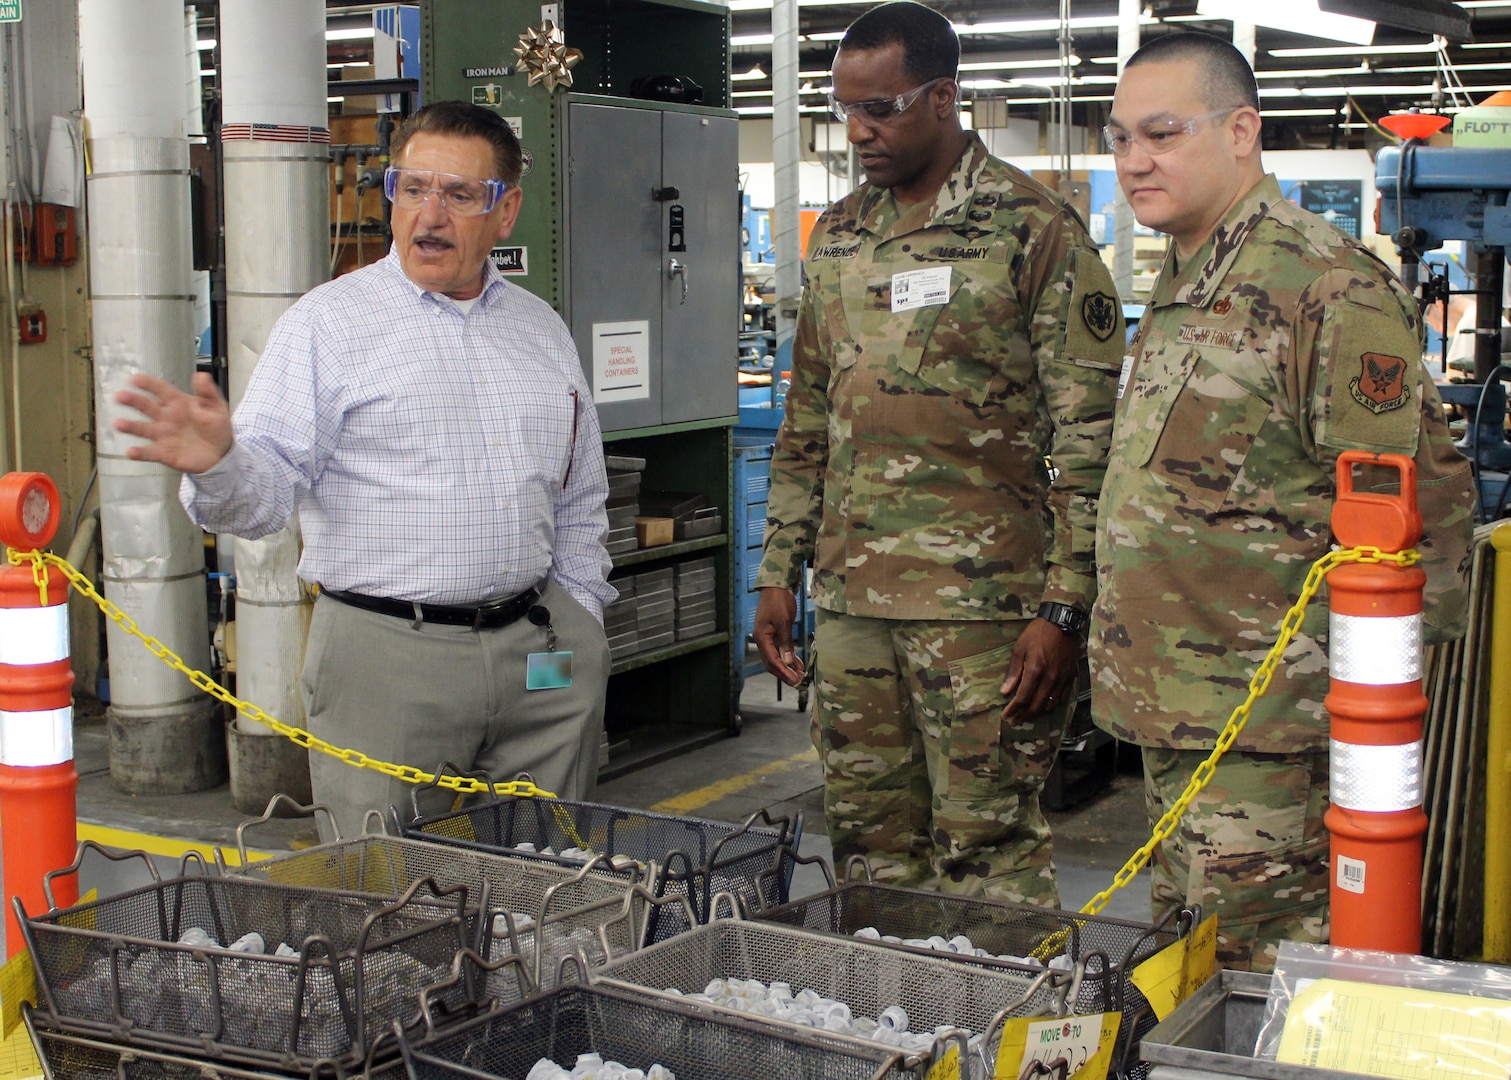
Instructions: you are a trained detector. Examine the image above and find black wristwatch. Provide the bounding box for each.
[1037,601,1089,637]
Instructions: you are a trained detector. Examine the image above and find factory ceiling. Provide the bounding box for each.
[722,0,1511,151]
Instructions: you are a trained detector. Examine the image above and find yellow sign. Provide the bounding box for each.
[926,1043,961,1080]
[1278,978,1511,1079]
[0,1021,39,1080]
[994,1012,1122,1080]
[0,950,35,1039]
[1129,915,1218,1021]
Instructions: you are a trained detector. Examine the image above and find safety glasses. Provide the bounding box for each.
[382,167,509,216]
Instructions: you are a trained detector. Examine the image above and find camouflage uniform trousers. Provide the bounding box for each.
[1143,745,1330,973]
[812,608,1074,906]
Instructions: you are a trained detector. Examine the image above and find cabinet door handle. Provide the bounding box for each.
[668,258,689,305]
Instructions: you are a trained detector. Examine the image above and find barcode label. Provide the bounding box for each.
[1337,854,1366,894]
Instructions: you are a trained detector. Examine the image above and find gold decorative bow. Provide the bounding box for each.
[514,22,583,91]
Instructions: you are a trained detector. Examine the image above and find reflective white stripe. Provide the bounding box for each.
[1329,612,1422,684]
[0,707,73,766]
[1330,738,1422,812]
[0,605,70,666]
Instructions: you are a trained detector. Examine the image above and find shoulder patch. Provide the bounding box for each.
[1349,352,1410,414]
[1083,291,1118,342]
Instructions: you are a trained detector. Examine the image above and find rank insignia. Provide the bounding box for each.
[1083,291,1118,342]
[1349,352,1410,414]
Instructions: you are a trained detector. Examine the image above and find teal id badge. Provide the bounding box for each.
[526,651,574,689]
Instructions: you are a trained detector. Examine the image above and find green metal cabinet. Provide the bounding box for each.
[422,0,740,763]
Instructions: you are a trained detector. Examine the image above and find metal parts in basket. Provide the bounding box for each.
[397,968,925,1080]
[592,918,1076,1080]
[398,797,802,943]
[221,831,678,991]
[16,845,506,1077]
[750,882,1196,1077]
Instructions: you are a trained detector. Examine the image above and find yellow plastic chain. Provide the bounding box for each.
[8,548,556,802]
[1031,542,1422,959]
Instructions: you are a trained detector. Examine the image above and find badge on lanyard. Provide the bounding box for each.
[525,605,574,689]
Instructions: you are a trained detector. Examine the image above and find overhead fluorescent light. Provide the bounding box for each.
[953,16,1132,35]
[326,27,375,42]
[1460,39,1511,46]
[959,57,1080,71]
[732,33,775,46]
[1197,0,1375,45]
[1260,107,1340,115]
[733,65,768,81]
[805,31,846,40]
[1269,41,1435,55]
[1257,65,1368,78]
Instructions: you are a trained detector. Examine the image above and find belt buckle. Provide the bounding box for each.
[473,591,519,630]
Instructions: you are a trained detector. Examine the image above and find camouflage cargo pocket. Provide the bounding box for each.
[1192,830,1330,971]
[943,641,1014,800]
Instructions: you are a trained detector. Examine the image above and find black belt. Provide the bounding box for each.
[321,585,541,629]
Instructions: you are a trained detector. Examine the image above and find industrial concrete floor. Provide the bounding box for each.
[19,671,1154,949]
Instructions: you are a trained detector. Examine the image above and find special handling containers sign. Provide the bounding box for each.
[591,321,650,404]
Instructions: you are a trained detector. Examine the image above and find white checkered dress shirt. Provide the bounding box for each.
[183,249,615,619]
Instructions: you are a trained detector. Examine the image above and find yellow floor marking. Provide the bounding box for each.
[649,749,817,815]
[75,823,268,867]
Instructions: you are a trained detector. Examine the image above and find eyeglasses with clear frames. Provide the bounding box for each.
[828,76,951,125]
[1102,107,1241,158]
[383,167,509,216]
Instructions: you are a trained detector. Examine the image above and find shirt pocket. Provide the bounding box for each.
[1114,344,1198,470]
[893,271,1013,408]
[1148,354,1272,513]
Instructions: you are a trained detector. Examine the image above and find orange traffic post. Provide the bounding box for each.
[0,472,78,956]
[1324,451,1428,954]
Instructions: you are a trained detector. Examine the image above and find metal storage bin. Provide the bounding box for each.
[397,978,924,1080]
[221,807,669,990]
[752,882,1192,1077]
[16,847,501,1077]
[399,798,801,942]
[592,918,1072,1079]
[1141,969,1394,1080]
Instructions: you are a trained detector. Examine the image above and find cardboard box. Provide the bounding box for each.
[635,517,675,548]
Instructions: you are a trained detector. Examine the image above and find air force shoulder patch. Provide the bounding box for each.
[1349,352,1409,414]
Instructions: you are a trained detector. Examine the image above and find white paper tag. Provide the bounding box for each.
[1337,854,1366,895]
[1117,354,1135,399]
[891,266,952,313]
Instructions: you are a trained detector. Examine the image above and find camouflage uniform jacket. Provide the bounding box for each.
[1091,174,1475,753]
[757,133,1124,620]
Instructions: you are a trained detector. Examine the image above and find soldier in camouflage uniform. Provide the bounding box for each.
[753,1,1124,904]
[1091,33,1476,970]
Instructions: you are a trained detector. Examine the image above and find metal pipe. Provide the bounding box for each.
[772,0,800,377]
[64,510,97,570]
[1111,0,1139,303]
[80,0,222,795]
[1486,521,1511,961]
[217,0,327,811]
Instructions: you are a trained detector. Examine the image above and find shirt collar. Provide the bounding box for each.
[382,245,510,306]
[855,131,992,241]
[1152,173,1281,310]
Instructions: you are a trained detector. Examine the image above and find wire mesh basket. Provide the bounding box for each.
[396,968,925,1080]
[592,917,1074,1079]
[16,844,508,1077]
[220,798,678,990]
[398,795,802,943]
[23,1005,411,1080]
[748,881,1195,1077]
